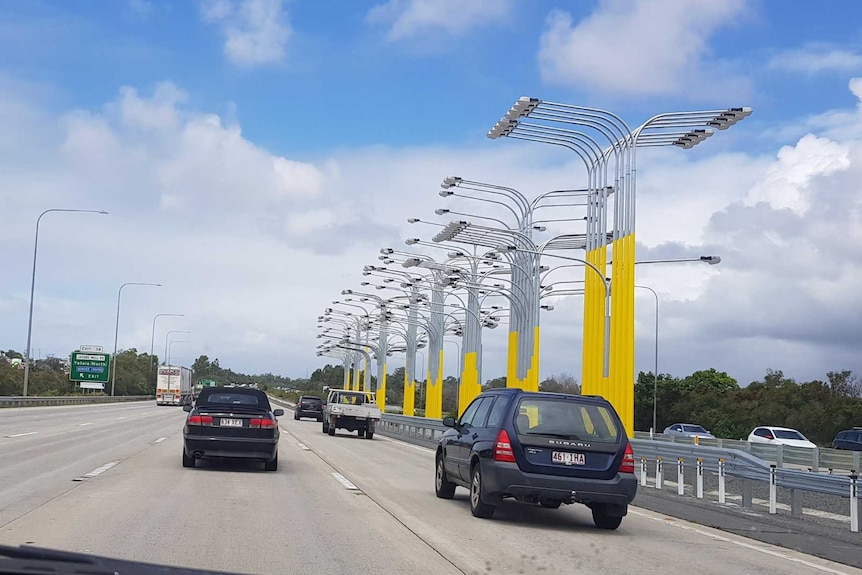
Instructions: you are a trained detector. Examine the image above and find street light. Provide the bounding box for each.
[635,285,660,436]
[164,330,191,366]
[151,314,184,357]
[111,282,161,396]
[167,340,190,367]
[23,208,109,396]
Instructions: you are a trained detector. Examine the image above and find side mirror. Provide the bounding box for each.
[273,409,284,417]
[442,416,456,428]
[183,405,193,412]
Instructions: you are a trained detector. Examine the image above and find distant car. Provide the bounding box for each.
[832,428,862,451]
[182,386,283,470]
[435,388,636,530]
[294,395,324,421]
[663,423,715,439]
[747,426,816,448]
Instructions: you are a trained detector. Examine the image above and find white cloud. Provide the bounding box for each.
[769,44,862,74]
[537,0,750,98]
[200,0,291,66]
[4,76,862,387]
[366,0,513,42]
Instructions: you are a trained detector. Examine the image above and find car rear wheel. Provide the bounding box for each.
[591,506,623,530]
[322,419,329,433]
[182,451,195,468]
[365,430,374,440]
[327,420,336,436]
[540,500,562,509]
[264,454,278,472]
[435,453,455,499]
[358,428,365,438]
[469,464,496,518]
[294,411,299,420]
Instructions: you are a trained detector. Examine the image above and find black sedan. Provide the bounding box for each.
[183,387,283,471]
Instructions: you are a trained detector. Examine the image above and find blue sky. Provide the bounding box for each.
[2,0,862,385]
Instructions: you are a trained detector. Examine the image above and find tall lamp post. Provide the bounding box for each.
[112,282,161,396]
[151,313,184,358]
[167,340,190,366]
[164,330,191,365]
[23,208,109,396]
[635,285,660,435]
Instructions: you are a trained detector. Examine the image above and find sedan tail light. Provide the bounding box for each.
[188,415,213,426]
[619,442,635,474]
[250,418,275,429]
[493,429,516,462]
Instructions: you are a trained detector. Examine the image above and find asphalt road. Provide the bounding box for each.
[1,403,860,575]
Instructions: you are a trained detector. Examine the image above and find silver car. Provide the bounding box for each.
[663,423,715,439]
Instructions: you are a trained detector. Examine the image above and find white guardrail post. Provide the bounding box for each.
[718,458,726,504]
[656,457,663,489]
[851,474,859,533]
[677,458,685,496]
[640,457,647,487]
[769,465,777,514]
[696,458,704,499]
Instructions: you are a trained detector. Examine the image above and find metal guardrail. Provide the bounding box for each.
[380,414,861,532]
[0,395,154,408]
[632,431,861,473]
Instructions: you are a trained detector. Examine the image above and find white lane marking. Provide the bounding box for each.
[73,461,120,482]
[116,417,126,420]
[153,437,167,444]
[4,431,38,438]
[332,472,359,491]
[297,442,310,451]
[377,434,435,453]
[77,422,93,427]
[628,509,854,575]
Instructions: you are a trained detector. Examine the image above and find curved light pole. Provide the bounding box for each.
[635,285,660,436]
[112,282,161,396]
[164,330,191,366]
[151,313,184,358]
[167,340,190,367]
[23,208,109,396]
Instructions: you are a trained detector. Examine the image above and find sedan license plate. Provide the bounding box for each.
[552,451,585,466]
[220,418,243,427]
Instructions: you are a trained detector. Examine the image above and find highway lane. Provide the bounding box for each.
[1,405,859,575]
[0,411,464,575]
[281,416,861,575]
[0,401,185,527]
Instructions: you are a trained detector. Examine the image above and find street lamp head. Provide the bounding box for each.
[701,255,722,265]
[533,225,547,232]
[379,248,394,255]
[405,238,420,245]
[403,257,421,268]
[341,290,352,295]
[495,245,517,253]
[407,218,421,223]
[438,190,454,197]
[447,251,465,258]
[541,304,555,311]
[434,208,449,215]
[360,282,370,286]
[441,176,461,189]
[98,210,109,215]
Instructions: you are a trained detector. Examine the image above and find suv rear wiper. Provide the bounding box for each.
[523,432,584,440]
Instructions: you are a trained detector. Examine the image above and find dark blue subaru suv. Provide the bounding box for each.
[435,388,637,529]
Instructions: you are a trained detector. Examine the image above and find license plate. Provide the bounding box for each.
[552,451,585,465]
[220,419,243,427]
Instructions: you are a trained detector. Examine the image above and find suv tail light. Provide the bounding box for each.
[493,429,516,462]
[250,418,275,429]
[619,442,635,474]
[188,415,213,426]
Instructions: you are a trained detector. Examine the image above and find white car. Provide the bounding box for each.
[747,426,817,448]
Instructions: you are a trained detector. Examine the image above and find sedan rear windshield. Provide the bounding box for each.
[773,429,806,440]
[515,398,619,442]
[198,392,268,408]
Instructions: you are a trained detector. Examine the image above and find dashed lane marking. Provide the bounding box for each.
[4,432,38,438]
[332,472,359,491]
[73,461,119,482]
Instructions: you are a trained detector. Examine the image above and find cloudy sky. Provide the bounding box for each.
[2,0,861,386]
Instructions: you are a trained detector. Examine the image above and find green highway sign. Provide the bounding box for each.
[70,351,111,384]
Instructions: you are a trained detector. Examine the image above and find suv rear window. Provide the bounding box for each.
[515,398,619,442]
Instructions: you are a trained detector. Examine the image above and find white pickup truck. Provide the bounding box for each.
[322,389,381,439]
